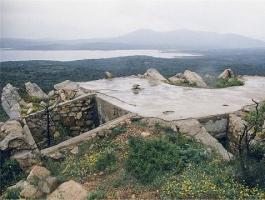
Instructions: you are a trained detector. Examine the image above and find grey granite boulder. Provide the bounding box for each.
[1,83,22,120]
[25,82,48,99]
[143,68,167,82]
[218,68,234,79]
[183,70,207,87]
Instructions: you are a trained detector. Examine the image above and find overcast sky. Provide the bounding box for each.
[1,0,265,41]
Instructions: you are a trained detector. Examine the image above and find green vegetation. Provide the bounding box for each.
[215,77,244,88]
[87,190,105,200]
[95,151,117,172]
[204,75,244,88]
[42,125,127,181]
[162,160,265,199]
[232,101,265,189]
[0,158,26,193]
[2,188,21,199]
[40,120,265,198]
[125,130,206,183]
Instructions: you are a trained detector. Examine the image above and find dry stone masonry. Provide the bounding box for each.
[25,94,99,148]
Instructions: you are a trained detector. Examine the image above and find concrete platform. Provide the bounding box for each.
[80,76,265,121]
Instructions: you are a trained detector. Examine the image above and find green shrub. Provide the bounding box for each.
[232,157,265,189]
[0,158,26,193]
[87,190,105,200]
[111,126,127,136]
[215,77,244,88]
[2,188,21,199]
[131,118,147,127]
[95,151,117,172]
[126,137,179,183]
[125,132,206,184]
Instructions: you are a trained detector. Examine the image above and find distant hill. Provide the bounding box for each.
[1,29,265,50]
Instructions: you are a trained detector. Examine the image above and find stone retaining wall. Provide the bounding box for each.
[25,94,99,149]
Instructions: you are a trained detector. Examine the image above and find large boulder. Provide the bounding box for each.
[20,184,43,199]
[25,82,48,100]
[183,70,207,88]
[0,120,26,151]
[47,180,88,200]
[168,73,186,85]
[1,83,22,120]
[27,165,51,183]
[218,68,234,79]
[143,68,167,82]
[0,120,39,170]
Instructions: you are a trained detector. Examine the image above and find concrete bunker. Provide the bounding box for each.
[25,94,129,149]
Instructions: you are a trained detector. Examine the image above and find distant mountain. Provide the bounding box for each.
[1,29,265,50]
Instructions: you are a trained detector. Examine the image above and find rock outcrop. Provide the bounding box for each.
[54,80,85,101]
[183,70,207,88]
[105,71,113,79]
[0,120,39,170]
[18,165,59,199]
[47,180,88,200]
[0,120,27,151]
[168,73,186,85]
[218,68,234,79]
[1,84,22,120]
[143,68,167,82]
[25,82,48,100]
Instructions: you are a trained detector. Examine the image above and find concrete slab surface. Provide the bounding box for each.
[79,76,265,121]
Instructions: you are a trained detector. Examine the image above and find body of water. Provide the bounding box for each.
[0,49,201,62]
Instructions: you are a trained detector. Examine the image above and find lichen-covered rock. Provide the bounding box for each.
[169,73,186,85]
[0,120,26,151]
[1,83,22,120]
[38,176,59,194]
[27,165,51,183]
[218,68,234,79]
[54,80,85,101]
[143,68,167,82]
[25,82,48,99]
[8,180,30,191]
[12,150,39,171]
[183,70,207,88]
[47,180,88,200]
[20,184,43,199]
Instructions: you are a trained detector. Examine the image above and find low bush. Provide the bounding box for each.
[215,77,244,88]
[204,75,244,88]
[0,158,26,193]
[95,151,117,172]
[125,129,207,184]
[111,126,127,137]
[2,188,21,199]
[126,137,181,183]
[87,190,105,200]
[232,158,265,189]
